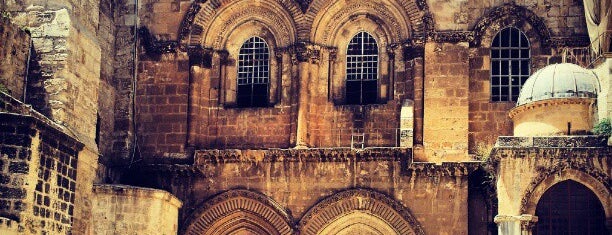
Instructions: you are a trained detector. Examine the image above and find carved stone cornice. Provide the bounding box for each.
[405,162,480,177]
[430,31,475,43]
[194,148,411,165]
[548,36,591,47]
[298,188,425,235]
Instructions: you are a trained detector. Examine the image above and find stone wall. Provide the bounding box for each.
[0,16,31,100]
[424,42,470,162]
[6,0,102,149]
[125,149,479,235]
[136,53,190,160]
[92,184,182,235]
[0,91,98,235]
[0,113,84,234]
[430,0,588,37]
[491,136,610,230]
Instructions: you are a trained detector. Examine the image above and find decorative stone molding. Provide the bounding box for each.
[519,163,610,215]
[194,148,411,165]
[178,2,202,45]
[405,162,480,177]
[430,31,474,43]
[182,189,294,235]
[471,3,550,48]
[298,188,425,235]
[548,36,591,47]
[495,136,609,148]
[508,98,596,119]
[292,41,321,63]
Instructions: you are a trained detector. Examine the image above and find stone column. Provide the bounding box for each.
[294,43,314,148]
[494,214,538,235]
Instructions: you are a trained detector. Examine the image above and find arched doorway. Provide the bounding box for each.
[182,190,294,235]
[298,189,424,235]
[535,180,608,235]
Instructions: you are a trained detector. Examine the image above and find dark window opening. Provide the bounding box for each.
[535,180,608,235]
[346,32,378,105]
[491,27,530,102]
[237,37,270,107]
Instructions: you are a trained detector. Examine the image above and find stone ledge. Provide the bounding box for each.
[93,184,183,208]
[496,136,609,148]
[195,147,411,164]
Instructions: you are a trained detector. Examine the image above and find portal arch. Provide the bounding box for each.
[298,189,424,235]
[182,189,294,235]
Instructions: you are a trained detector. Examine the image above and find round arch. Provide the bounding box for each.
[182,189,294,235]
[304,0,426,41]
[310,0,410,45]
[180,0,298,49]
[520,168,611,218]
[471,3,551,49]
[298,189,425,235]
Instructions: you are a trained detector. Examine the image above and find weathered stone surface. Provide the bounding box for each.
[92,184,182,235]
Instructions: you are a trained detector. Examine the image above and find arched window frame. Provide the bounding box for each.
[345,31,379,105]
[236,36,271,108]
[490,27,531,102]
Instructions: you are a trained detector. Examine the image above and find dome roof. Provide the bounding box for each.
[517,63,600,106]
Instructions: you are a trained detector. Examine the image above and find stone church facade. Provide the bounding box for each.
[0,0,610,234]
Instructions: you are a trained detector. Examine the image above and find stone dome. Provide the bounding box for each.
[516,63,599,106]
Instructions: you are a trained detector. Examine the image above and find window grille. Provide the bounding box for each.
[237,37,270,107]
[491,27,530,102]
[346,32,378,105]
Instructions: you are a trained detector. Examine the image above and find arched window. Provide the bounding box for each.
[535,180,608,235]
[237,37,270,107]
[491,27,530,102]
[346,32,378,105]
